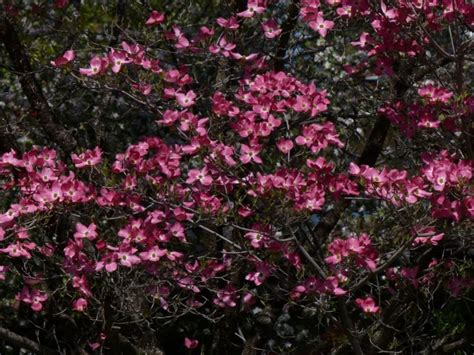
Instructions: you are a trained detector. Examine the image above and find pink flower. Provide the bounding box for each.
[117,251,141,267]
[325,234,377,271]
[168,26,190,49]
[74,223,98,241]
[293,95,311,112]
[186,167,213,186]
[175,90,196,108]
[323,276,346,296]
[105,261,118,273]
[19,287,48,312]
[145,10,165,25]
[79,56,108,76]
[166,250,184,261]
[0,265,7,281]
[95,253,119,273]
[230,52,258,61]
[240,144,263,164]
[380,1,398,20]
[169,222,186,242]
[209,37,236,57]
[418,84,453,103]
[262,19,282,39]
[198,26,215,39]
[71,147,102,168]
[245,231,266,248]
[412,227,444,246]
[245,262,271,286]
[88,333,106,351]
[184,337,199,349]
[1,242,34,259]
[185,260,200,273]
[213,286,238,308]
[336,5,352,17]
[140,246,166,262]
[351,32,370,49]
[0,208,19,224]
[72,298,88,312]
[242,292,256,306]
[216,16,240,30]
[293,276,324,298]
[348,162,361,175]
[177,277,200,293]
[237,0,266,18]
[108,49,131,73]
[121,41,145,61]
[355,296,380,313]
[276,138,294,154]
[132,82,152,96]
[308,16,334,37]
[73,275,92,297]
[51,50,75,67]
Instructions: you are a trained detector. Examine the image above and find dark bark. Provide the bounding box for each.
[312,114,392,237]
[109,0,128,47]
[0,326,56,354]
[0,109,18,152]
[0,15,77,153]
[338,300,364,355]
[313,77,409,240]
[233,0,249,12]
[273,0,300,72]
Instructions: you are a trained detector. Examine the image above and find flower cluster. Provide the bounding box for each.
[325,233,378,271]
[1,0,473,352]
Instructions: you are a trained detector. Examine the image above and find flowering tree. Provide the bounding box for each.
[0,0,473,353]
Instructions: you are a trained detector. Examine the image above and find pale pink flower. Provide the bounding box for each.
[74,223,98,241]
[308,15,334,37]
[71,147,102,168]
[262,19,282,39]
[79,56,108,76]
[276,138,294,154]
[108,49,131,73]
[175,90,196,108]
[237,0,266,17]
[186,167,213,186]
[240,144,263,164]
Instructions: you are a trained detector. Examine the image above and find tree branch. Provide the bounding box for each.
[0,15,77,153]
[0,326,56,354]
[338,300,365,355]
[349,234,416,293]
[273,0,300,71]
[313,76,409,241]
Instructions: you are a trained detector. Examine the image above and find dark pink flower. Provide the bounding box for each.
[72,298,88,312]
[145,10,165,25]
[51,50,75,67]
[184,337,199,349]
